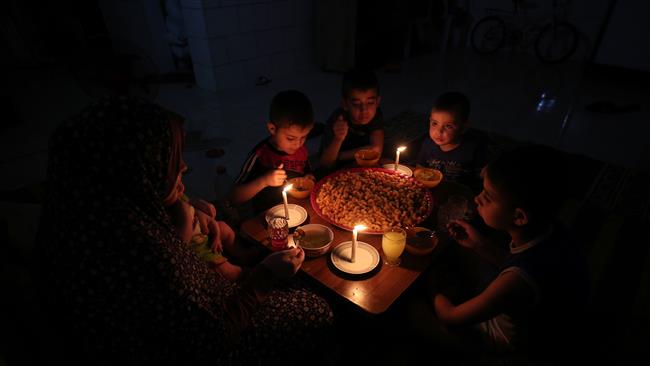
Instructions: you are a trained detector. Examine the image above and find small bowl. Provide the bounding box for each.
[354,149,380,167]
[404,227,439,256]
[292,224,334,257]
[287,177,314,199]
[414,167,443,188]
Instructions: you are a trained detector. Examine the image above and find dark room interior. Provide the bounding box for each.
[2,0,649,365]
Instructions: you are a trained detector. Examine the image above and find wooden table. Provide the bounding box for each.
[239,194,443,315]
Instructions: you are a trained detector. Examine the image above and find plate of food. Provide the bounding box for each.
[310,167,433,234]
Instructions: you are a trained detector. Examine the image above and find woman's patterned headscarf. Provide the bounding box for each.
[37,96,333,364]
[47,96,174,222]
[37,96,230,362]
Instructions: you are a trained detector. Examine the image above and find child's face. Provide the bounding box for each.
[474,172,515,231]
[267,123,312,155]
[163,160,188,206]
[342,89,381,125]
[429,109,465,150]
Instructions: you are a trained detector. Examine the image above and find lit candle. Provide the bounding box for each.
[351,224,366,263]
[282,184,293,220]
[394,146,406,171]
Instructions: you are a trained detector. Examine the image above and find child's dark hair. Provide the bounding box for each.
[433,92,470,124]
[486,144,568,222]
[341,68,380,98]
[269,90,314,128]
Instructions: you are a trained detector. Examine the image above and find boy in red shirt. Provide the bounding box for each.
[231,90,315,213]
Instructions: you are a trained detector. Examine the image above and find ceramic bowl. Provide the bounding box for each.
[287,177,314,199]
[354,149,380,167]
[404,226,439,256]
[292,224,334,257]
[414,167,443,188]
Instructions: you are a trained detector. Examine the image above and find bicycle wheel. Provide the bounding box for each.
[534,21,578,63]
[470,16,507,54]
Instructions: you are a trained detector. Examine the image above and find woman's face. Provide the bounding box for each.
[163,159,188,206]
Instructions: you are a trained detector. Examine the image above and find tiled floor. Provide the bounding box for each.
[3,48,649,202]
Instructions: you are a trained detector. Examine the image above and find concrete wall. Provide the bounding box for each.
[181,0,316,92]
[594,1,650,71]
[98,0,177,74]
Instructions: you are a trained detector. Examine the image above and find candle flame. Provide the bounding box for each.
[353,224,367,232]
[283,184,293,192]
[397,146,407,152]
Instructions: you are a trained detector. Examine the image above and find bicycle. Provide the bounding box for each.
[470,0,579,63]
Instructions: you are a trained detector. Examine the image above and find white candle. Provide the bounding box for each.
[394,146,406,170]
[282,184,293,220]
[351,225,366,263]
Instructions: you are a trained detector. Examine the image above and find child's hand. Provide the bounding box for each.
[205,218,224,254]
[194,208,212,236]
[264,163,287,187]
[193,210,226,254]
[448,219,484,250]
[189,198,216,218]
[260,247,304,278]
[332,115,349,141]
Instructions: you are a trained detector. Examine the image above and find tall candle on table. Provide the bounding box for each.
[394,146,406,171]
[351,225,366,263]
[282,184,293,220]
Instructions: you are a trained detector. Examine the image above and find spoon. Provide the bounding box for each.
[415,229,436,239]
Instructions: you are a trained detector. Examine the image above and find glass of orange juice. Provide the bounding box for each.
[382,227,406,266]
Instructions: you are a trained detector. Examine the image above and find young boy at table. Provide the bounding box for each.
[408,145,590,362]
[416,91,488,192]
[318,68,385,170]
[231,90,315,214]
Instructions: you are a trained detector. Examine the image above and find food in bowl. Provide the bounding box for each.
[292,224,333,257]
[287,177,314,199]
[314,169,431,232]
[414,167,443,188]
[404,227,438,256]
[354,149,380,167]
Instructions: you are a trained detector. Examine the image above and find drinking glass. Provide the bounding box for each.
[268,216,289,251]
[382,227,407,266]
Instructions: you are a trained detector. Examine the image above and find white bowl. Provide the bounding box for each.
[293,224,334,257]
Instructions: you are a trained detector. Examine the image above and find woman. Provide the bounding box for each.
[36,97,333,364]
